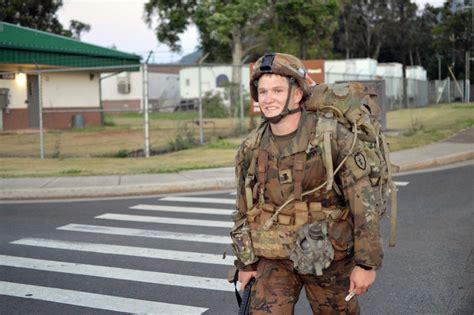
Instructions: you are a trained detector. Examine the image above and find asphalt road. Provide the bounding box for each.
[0,162,472,314]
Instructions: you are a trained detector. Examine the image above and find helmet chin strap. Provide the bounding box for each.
[263,78,301,124]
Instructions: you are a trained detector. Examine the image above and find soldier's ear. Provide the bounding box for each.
[293,87,303,104]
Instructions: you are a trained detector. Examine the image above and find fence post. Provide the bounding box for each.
[142,56,151,158]
[466,50,470,103]
[38,70,45,159]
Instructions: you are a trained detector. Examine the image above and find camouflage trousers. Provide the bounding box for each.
[249,255,359,315]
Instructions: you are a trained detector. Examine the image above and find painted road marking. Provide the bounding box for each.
[0,255,232,292]
[57,224,231,244]
[130,204,234,216]
[160,196,235,205]
[0,281,207,314]
[95,213,233,228]
[394,181,410,186]
[11,238,234,266]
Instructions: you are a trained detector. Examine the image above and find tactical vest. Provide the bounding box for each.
[240,111,351,261]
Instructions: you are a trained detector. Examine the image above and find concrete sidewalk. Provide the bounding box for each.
[1,127,473,200]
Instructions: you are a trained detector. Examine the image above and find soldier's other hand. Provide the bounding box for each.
[239,270,257,291]
[349,266,376,296]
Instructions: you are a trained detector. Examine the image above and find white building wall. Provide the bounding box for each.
[42,72,100,108]
[0,74,28,109]
[179,65,250,100]
[324,58,377,83]
[101,71,142,101]
[377,63,403,99]
[101,71,180,110]
[406,66,427,80]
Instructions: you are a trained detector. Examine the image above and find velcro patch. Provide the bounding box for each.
[354,152,367,170]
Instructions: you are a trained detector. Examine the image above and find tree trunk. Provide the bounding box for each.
[373,42,381,60]
[231,26,243,119]
[342,14,350,59]
[299,36,307,60]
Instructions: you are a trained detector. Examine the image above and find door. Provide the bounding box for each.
[27,75,39,128]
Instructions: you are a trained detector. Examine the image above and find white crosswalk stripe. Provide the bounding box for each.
[11,238,235,265]
[160,196,235,205]
[4,194,240,313]
[394,181,410,186]
[0,255,232,292]
[57,223,232,244]
[95,213,233,228]
[0,281,207,314]
[130,204,234,215]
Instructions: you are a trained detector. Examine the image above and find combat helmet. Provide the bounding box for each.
[250,53,313,123]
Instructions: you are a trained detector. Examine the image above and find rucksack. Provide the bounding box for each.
[305,82,398,247]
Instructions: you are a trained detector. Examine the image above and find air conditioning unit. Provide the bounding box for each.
[117,72,131,94]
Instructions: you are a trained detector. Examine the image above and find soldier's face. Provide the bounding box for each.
[257,74,302,118]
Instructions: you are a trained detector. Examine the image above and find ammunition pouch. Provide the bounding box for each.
[230,210,259,266]
[245,198,354,265]
[248,201,309,259]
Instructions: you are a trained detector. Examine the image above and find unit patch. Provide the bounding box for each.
[354,152,367,170]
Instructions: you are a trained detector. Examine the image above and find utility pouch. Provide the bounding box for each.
[328,219,354,261]
[290,222,334,276]
[230,210,259,266]
[294,202,309,226]
[309,202,325,222]
[246,206,262,224]
[260,204,274,225]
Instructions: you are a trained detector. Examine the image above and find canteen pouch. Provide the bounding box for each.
[230,210,259,266]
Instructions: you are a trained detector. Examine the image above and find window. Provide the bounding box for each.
[216,74,229,87]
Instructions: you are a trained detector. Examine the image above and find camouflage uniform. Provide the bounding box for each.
[232,109,383,314]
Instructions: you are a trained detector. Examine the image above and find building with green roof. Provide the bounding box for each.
[0,22,141,130]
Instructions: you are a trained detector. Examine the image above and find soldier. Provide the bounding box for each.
[230,53,383,314]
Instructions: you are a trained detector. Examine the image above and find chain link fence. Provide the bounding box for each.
[1,61,464,159]
[0,63,250,158]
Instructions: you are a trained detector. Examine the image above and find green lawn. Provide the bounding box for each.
[0,103,472,178]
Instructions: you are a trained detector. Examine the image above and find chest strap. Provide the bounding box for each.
[293,152,307,200]
[244,150,258,212]
[256,150,269,204]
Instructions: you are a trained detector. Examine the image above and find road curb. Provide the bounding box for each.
[396,151,474,173]
[1,152,473,201]
[0,178,236,201]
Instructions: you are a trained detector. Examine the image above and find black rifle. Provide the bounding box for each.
[238,277,256,315]
[228,268,256,315]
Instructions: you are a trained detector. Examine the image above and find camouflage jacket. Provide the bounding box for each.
[234,110,383,270]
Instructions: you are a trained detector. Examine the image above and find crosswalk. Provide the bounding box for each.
[1,194,238,314]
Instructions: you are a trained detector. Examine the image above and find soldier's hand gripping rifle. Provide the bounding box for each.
[228,268,256,315]
[238,277,255,315]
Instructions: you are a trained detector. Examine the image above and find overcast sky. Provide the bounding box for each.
[57,0,447,63]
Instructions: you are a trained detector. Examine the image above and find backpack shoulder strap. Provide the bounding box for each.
[312,113,338,191]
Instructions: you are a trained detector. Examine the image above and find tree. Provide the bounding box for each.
[271,0,339,60]
[432,1,472,82]
[144,0,267,117]
[333,0,389,60]
[69,20,91,40]
[0,0,90,38]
